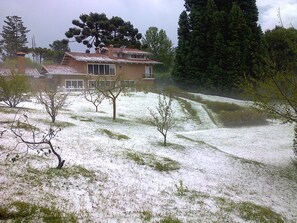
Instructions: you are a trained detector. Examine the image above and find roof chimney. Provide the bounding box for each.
[95,47,100,54]
[108,45,113,58]
[16,52,26,74]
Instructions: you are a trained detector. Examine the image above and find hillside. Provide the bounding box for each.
[0,92,296,223]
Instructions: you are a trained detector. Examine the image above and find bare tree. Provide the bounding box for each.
[36,83,68,123]
[94,76,127,120]
[4,113,65,169]
[148,93,174,146]
[83,87,105,112]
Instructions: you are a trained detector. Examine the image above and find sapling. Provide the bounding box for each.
[149,93,174,146]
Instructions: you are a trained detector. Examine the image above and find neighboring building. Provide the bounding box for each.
[0,52,40,78]
[41,46,161,91]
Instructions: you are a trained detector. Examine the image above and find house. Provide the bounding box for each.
[0,52,40,78]
[41,46,161,91]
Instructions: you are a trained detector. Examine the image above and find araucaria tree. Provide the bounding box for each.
[65,13,142,51]
[0,16,30,60]
[149,93,174,146]
[0,74,29,107]
[173,0,266,93]
[36,83,68,123]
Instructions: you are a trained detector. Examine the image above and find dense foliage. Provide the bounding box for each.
[173,0,267,94]
[65,13,142,52]
[0,74,29,107]
[142,27,174,72]
[0,16,30,60]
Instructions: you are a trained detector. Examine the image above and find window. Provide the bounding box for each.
[65,80,84,89]
[88,64,115,75]
[88,80,116,88]
[145,66,153,78]
[120,80,135,87]
[131,54,145,59]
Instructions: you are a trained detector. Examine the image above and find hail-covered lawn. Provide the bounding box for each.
[0,92,296,223]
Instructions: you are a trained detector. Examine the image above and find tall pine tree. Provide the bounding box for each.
[173,0,266,93]
[0,16,30,60]
[172,11,191,86]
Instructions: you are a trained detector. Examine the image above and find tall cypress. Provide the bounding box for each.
[172,11,191,86]
[173,0,266,93]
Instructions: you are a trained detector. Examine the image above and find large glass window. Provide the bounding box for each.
[88,64,115,75]
[65,80,84,89]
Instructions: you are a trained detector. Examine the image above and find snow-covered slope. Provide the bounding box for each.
[0,92,296,222]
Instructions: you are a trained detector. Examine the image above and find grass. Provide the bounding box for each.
[203,101,267,127]
[99,128,130,140]
[0,201,77,222]
[14,121,39,131]
[140,210,153,221]
[219,200,285,223]
[159,216,182,223]
[126,150,180,172]
[71,115,94,122]
[176,97,201,124]
[36,118,76,128]
[20,164,97,186]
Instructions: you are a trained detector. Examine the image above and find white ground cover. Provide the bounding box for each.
[0,92,296,222]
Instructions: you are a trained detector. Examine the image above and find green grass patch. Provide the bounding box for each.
[140,210,153,221]
[0,201,77,222]
[158,216,182,223]
[157,142,186,150]
[176,98,201,124]
[35,118,76,128]
[204,101,267,127]
[218,109,267,127]
[125,150,180,172]
[99,128,130,140]
[71,115,94,122]
[14,121,39,131]
[218,199,285,223]
[20,164,97,186]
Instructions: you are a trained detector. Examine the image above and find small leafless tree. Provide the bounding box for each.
[95,76,127,120]
[4,113,65,169]
[83,88,105,112]
[149,93,174,146]
[36,83,68,123]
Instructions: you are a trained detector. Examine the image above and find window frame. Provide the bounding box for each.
[87,63,116,76]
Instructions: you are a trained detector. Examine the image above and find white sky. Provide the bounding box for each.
[1,0,297,52]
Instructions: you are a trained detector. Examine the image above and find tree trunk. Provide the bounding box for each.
[293,123,297,157]
[49,141,65,169]
[113,98,116,120]
[163,134,167,147]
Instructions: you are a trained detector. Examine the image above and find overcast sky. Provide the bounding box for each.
[1,0,297,52]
